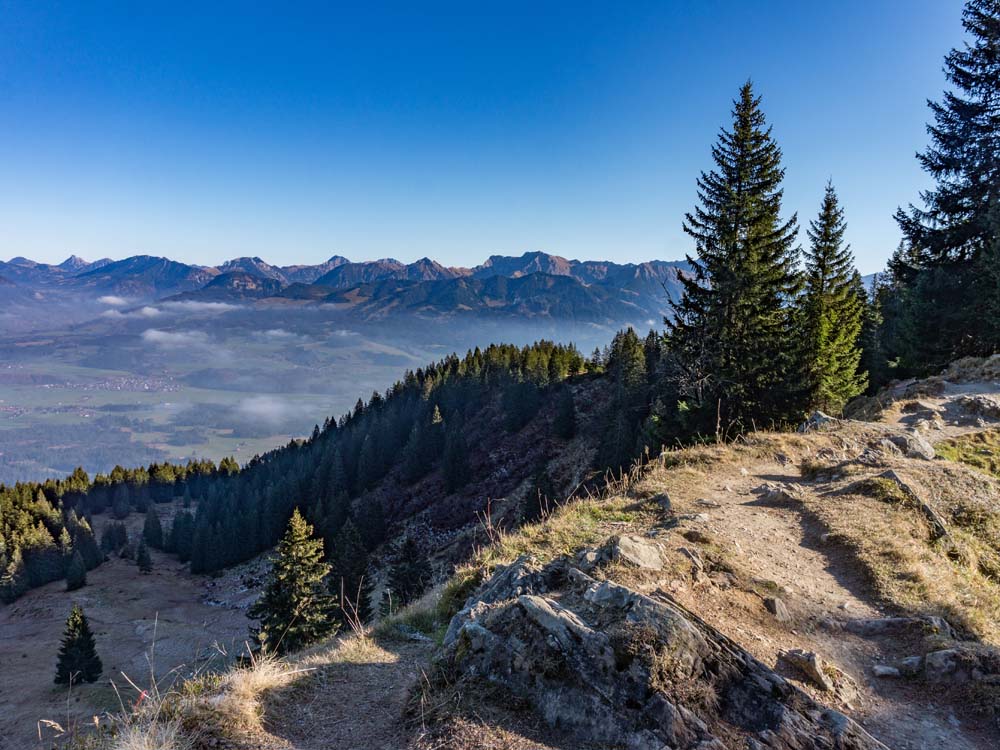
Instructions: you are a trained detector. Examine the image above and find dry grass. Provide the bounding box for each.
[942,354,1000,383]
[104,718,190,750]
[207,649,302,733]
[802,469,1000,644]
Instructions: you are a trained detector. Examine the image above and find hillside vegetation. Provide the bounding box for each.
[55,364,1000,749]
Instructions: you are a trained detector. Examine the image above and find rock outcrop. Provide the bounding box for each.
[437,553,889,749]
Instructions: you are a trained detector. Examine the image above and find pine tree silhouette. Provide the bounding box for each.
[54,605,102,685]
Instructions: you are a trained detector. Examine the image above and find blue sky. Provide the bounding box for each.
[0,1,964,273]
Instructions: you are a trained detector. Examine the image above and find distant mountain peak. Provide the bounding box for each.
[58,255,92,272]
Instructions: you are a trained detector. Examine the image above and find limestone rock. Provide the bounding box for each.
[765,596,791,623]
[924,649,959,681]
[886,431,936,460]
[798,411,839,432]
[606,534,665,570]
[782,649,835,691]
[872,665,901,678]
[439,550,888,749]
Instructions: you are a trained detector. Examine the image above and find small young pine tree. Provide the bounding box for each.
[136,540,153,574]
[143,506,163,550]
[248,508,337,654]
[798,183,867,413]
[54,605,102,685]
[65,549,87,591]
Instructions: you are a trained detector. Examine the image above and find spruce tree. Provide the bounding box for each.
[893,0,1000,367]
[383,536,432,613]
[54,605,102,685]
[442,426,471,493]
[596,329,648,470]
[666,82,801,436]
[136,540,152,573]
[330,519,373,624]
[248,509,337,654]
[65,549,87,591]
[168,511,195,562]
[798,183,867,413]
[356,500,386,551]
[553,387,577,439]
[143,506,163,550]
[111,484,130,519]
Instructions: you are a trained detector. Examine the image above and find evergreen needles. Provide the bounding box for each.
[249,508,338,654]
[54,604,102,685]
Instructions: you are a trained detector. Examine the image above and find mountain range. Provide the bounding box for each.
[1,251,690,326]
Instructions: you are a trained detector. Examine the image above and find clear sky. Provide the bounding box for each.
[0,1,965,273]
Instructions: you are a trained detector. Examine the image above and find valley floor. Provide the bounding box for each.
[1,533,251,750]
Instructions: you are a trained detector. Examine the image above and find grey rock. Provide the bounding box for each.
[605,534,665,570]
[877,470,950,541]
[886,431,935,460]
[872,664,901,678]
[899,655,924,677]
[798,411,839,432]
[679,546,705,579]
[652,492,672,513]
[957,394,1000,419]
[924,649,960,681]
[843,615,952,639]
[441,551,888,750]
[878,438,903,456]
[765,596,791,623]
[782,648,835,691]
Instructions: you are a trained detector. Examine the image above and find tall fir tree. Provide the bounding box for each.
[665,82,801,436]
[596,328,648,470]
[330,519,373,624]
[442,425,471,493]
[798,183,867,413]
[382,536,432,614]
[892,0,1000,369]
[248,509,337,654]
[54,605,102,685]
[143,506,163,550]
[553,386,577,440]
[65,549,87,591]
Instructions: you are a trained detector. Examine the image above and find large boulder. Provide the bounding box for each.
[436,552,889,750]
[886,430,936,460]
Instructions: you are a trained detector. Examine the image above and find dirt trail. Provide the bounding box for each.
[251,640,433,750]
[659,452,994,750]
